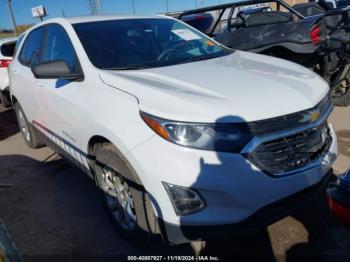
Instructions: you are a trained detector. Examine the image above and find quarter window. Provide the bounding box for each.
[42,25,77,72]
[19,27,44,66]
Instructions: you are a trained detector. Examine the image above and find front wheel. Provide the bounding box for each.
[93,143,160,243]
[14,102,46,149]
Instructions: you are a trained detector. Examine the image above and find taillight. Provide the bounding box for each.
[0,59,12,68]
[310,25,322,45]
[328,196,350,226]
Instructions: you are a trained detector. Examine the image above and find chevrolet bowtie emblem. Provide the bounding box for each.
[300,109,321,123]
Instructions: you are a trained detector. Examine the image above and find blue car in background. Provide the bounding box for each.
[328,170,350,225]
[0,220,22,262]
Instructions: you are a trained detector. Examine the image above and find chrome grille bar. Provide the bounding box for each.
[248,122,332,175]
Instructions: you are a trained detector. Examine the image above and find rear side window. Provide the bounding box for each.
[1,41,16,57]
[42,24,77,72]
[19,27,44,66]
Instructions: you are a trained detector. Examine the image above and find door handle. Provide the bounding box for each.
[13,70,20,76]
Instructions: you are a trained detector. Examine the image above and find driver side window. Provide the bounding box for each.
[42,24,77,72]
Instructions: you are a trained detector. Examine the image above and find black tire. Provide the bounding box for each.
[93,143,160,243]
[14,102,46,149]
[0,90,12,108]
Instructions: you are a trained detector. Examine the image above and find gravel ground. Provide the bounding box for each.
[0,104,349,261]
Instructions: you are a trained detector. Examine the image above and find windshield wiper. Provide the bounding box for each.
[103,64,150,70]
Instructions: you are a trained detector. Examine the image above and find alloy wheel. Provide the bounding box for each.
[17,109,31,142]
[102,169,137,231]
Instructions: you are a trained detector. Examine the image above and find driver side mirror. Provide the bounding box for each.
[31,60,83,80]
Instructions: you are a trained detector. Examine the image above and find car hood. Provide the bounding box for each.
[98,51,329,123]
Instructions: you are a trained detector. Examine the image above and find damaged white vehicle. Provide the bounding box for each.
[9,15,337,244]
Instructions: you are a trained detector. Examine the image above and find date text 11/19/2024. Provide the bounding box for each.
[127,256,220,261]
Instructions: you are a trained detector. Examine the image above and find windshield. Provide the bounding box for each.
[73,18,233,70]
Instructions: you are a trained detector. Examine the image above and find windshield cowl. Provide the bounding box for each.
[102,50,233,70]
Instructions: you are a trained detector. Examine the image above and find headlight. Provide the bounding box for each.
[141,112,252,153]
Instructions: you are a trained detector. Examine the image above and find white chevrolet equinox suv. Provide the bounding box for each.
[9,15,337,244]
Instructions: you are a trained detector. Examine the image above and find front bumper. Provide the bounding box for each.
[163,169,333,244]
[127,122,337,244]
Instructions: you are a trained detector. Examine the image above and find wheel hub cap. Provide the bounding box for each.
[102,169,136,231]
[18,110,31,142]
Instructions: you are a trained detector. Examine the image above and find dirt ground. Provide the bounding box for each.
[0,103,349,261]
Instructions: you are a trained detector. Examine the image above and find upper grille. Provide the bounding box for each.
[247,93,332,136]
[248,122,332,175]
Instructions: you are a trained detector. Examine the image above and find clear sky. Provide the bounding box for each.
[0,0,234,30]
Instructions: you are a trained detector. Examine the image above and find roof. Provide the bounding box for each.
[21,14,173,36]
[53,14,166,25]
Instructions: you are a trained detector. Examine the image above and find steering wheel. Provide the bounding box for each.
[157,48,181,62]
[261,6,272,12]
[236,12,247,28]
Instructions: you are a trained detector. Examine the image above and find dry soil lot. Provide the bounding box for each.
[0,103,350,261]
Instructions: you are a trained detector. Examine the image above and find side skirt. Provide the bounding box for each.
[32,120,94,179]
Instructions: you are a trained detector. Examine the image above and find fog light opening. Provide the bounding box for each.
[163,183,205,216]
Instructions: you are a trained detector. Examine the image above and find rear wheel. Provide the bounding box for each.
[14,102,46,149]
[0,90,11,108]
[93,143,160,243]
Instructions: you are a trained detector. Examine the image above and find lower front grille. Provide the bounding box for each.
[248,122,332,175]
